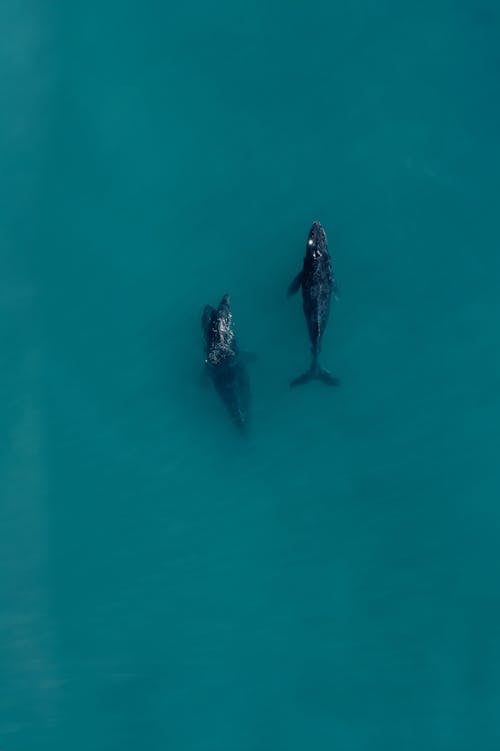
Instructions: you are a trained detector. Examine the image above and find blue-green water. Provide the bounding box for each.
[2,1,500,748]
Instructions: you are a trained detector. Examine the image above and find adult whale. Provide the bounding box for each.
[201,294,252,432]
[287,221,340,387]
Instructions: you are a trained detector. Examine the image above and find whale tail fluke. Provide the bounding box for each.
[290,367,339,387]
[287,272,303,297]
[290,355,339,388]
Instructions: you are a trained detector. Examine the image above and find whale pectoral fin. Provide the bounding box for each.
[287,272,302,297]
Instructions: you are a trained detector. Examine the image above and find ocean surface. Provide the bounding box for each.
[1,0,500,748]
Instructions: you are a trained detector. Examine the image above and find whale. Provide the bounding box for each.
[287,221,339,387]
[201,294,252,432]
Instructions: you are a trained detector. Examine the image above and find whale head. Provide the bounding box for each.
[306,221,328,260]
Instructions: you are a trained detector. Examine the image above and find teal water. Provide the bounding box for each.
[2,1,500,748]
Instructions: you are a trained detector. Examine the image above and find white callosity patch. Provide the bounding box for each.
[207,309,235,365]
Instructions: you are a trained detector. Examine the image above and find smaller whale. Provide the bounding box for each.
[287,221,339,387]
[201,294,252,432]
